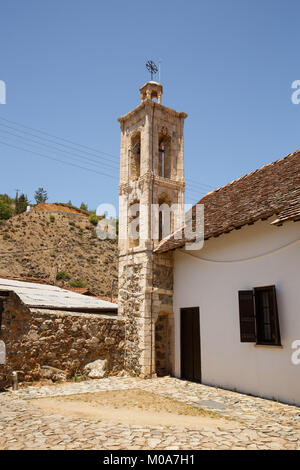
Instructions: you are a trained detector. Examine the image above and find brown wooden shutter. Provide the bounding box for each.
[269,286,281,346]
[254,285,281,346]
[238,290,256,342]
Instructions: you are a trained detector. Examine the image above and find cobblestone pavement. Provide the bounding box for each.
[0,377,300,450]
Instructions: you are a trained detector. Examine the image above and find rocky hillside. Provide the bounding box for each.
[0,208,118,297]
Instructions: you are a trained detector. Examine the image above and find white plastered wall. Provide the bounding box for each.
[173,218,300,405]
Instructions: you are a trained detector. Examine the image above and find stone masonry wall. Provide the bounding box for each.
[0,292,125,388]
[118,255,148,376]
[155,314,169,376]
[118,250,174,378]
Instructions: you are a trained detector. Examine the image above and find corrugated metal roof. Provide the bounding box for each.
[0,278,118,312]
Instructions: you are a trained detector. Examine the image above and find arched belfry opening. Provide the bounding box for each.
[130,132,141,181]
[158,193,173,242]
[128,200,140,248]
[140,81,162,104]
[158,134,171,178]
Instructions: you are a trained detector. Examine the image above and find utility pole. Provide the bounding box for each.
[14,189,21,215]
[15,189,21,201]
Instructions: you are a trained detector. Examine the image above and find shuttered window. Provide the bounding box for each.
[238,291,256,342]
[238,285,281,346]
[254,286,281,346]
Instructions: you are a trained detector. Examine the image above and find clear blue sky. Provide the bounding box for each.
[1,0,300,209]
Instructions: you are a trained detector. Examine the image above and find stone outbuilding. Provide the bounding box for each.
[0,278,124,387]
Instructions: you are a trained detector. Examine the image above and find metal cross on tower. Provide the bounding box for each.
[146,60,158,81]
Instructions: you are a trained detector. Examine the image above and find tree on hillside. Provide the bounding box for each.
[0,193,14,206]
[0,194,14,220]
[80,202,88,211]
[0,199,13,220]
[34,187,48,205]
[15,193,29,214]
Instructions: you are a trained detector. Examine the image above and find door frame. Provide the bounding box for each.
[180,306,201,383]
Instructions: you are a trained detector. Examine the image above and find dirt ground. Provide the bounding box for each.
[30,388,236,430]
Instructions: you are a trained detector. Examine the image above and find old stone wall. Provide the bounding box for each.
[152,252,174,377]
[118,253,151,376]
[155,314,169,376]
[118,249,174,378]
[0,292,125,388]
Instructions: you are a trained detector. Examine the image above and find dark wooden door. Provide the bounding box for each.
[180,307,201,382]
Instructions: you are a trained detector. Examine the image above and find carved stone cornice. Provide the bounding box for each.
[118,100,188,124]
[119,172,185,195]
[153,175,185,191]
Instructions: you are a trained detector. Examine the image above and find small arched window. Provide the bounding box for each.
[130,132,141,181]
[158,194,173,241]
[158,135,171,178]
[128,200,140,248]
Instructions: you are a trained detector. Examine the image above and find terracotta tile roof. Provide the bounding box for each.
[155,150,300,253]
[271,187,300,225]
[33,203,89,216]
[97,296,118,304]
[64,288,118,304]
[64,287,96,296]
[0,274,49,285]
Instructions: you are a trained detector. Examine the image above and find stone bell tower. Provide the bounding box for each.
[118,80,187,377]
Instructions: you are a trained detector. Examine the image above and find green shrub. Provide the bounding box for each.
[69,279,87,288]
[56,270,71,281]
[0,200,13,220]
[89,214,98,226]
[49,215,55,223]
[80,203,88,211]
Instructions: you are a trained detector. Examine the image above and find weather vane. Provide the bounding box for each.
[146,60,158,81]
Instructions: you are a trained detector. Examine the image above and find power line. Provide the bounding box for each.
[0,127,209,193]
[0,139,118,181]
[186,181,214,193]
[0,127,119,172]
[0,136,205,202]
[0,122,119,169]
[0,115,120,162]
[187,177,214,189]
[0,115,216,202]
[0,115,215,192]
[185,186,207,198]
[0,139,207,201]
[186,184,207,194]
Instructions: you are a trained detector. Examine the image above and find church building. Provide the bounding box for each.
[118,80,300,406]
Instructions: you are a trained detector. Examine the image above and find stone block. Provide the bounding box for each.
[83,359,107,379]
